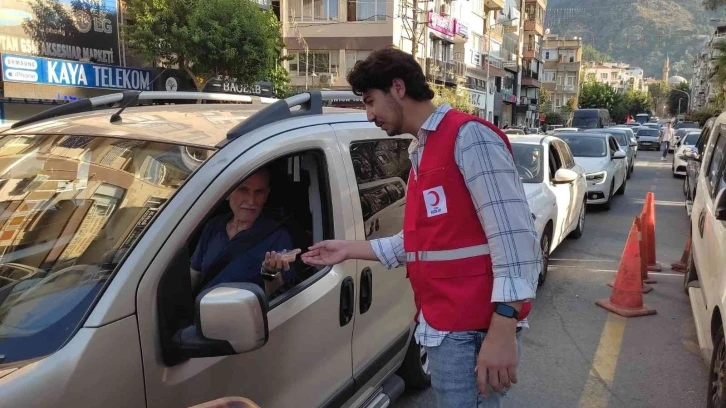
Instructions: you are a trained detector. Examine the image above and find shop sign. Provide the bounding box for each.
[455,20,468,38]
[202,76,274,97]
[428,12,455,37]
[0,0,121,65]
[1,54,152,90]
[468,89,486,108]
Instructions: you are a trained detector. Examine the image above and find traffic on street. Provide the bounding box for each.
[1,0,726,407]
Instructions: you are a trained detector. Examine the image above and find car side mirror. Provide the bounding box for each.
[716,188,726,222]
[612,150,627,160]
[173,283,269,359]
[553,168,578,184]
[679,149,697,161]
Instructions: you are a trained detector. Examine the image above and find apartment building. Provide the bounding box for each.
[541,34,582,113]
[691,23,726,111]
[517,0,545,127]
[582,62,645,93]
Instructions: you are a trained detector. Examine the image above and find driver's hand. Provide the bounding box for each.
[262,250,296,273]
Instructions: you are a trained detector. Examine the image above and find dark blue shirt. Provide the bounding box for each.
[191,213,295,290]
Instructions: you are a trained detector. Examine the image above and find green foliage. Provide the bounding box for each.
[579,80,620,112]
[623,89,652,116]
[431,84,476,114]
[124,0,282,90]
[544,112,566,125]
[539,88,552,113]
[687,106,722,126]
[564,97,577,113]
[667,82,691,116]
[582,44,613,63]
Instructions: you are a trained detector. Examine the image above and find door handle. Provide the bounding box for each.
[360,267,373,314]
[339,277,355,327]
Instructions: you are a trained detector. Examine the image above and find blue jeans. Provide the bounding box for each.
[426,330,523,408]
[662,141,670,158]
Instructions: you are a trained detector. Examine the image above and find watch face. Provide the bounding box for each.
[496,304,517,318]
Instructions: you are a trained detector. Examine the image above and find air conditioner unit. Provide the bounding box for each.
[439,4,449,16]
[318,73,332,86]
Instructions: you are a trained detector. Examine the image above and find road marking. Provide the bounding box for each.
[548,265,683,277]
[578,313,627,408]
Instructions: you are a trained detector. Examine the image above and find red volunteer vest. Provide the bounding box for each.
[403,110,532,331]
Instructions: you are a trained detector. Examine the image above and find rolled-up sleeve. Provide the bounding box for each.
[370,230,406,269]
[455,122,541,302]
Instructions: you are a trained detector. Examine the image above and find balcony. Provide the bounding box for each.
[523,44,541,60]
[524,19,544,37]
[485,0,505,10]
[522,70,540,88]
[556,61,581,72]
[525,0,547,9]
[426,59,465,85]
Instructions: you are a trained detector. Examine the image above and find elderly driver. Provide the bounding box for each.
[190,167,298,296]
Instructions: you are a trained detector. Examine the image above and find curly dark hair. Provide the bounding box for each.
[346,46,434,101]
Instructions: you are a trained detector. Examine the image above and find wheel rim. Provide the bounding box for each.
[541,235,550,278]
[419,345,430,375]
[712,336,726,406]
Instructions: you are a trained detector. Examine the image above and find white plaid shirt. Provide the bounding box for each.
[370,104,541,347]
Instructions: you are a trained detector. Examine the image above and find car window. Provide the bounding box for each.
[350,140,411,239]
[608,137,619,153]
[0,134,213,365]
[696,124,713,153]
[549,145,563,181]
[511,144,544,184]
[557,135,607,158]
[706,130,726,198]
[682,133,700,146]
[636,129,659,137]
[553,140,576,169]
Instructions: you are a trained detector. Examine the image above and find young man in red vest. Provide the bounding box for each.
[302,47,541,407]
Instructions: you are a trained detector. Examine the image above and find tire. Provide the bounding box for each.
[398,334,431,390]
[616,177,626,195]
[538,228,551,286]
[603,181,614,210]
[707,327,726,408]
[569,200,586,239]
[683,249,697,295]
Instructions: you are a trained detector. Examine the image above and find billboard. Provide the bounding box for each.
[0,0,120,65]
[2,53,152,90]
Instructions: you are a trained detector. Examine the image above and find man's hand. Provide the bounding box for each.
[301,240,349,266]
[475,313,519,396]
[262,250,297,273]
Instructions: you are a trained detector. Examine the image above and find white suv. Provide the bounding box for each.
[685,111,726,406]
[0,91,430,408]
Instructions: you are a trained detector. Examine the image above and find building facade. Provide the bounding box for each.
[541,34,581,114]
[582,61,645,93]
[691,23,726,111]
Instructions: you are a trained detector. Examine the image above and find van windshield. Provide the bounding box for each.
[0,134,213,365]
[572,116,599,129]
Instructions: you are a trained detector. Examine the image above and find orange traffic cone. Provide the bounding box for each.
[636,216,657,284]
[596,218,657,318]
[642,192,662,272]
[671,233,691,272]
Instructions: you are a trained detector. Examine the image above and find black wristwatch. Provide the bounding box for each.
[261,267,279,281]
[494,303,520,320]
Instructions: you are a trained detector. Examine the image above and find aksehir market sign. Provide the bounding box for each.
[1,54,152,91]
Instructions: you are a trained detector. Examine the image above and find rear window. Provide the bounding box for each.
[637,129,659,137]
[0,134,213,365]
[557,135,607,158]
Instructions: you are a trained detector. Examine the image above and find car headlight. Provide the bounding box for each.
[586,171,607,184]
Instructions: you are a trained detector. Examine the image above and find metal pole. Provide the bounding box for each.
[485,23,491,121]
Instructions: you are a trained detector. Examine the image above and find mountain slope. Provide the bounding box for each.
[545,0,726,78]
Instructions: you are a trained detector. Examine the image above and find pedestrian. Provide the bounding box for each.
[301,47,541,408]
[660,121,675,161]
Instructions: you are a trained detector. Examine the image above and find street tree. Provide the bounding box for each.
[539,88,551,112]
[623,89,651,116]
[667,83,692,117]
[432,84,475,114]
[579,80,619,112]
[544,112,565,126]
[124,0,284,92]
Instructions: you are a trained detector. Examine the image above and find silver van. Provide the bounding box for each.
[0,91,429,407]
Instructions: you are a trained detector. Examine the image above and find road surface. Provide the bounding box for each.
[395,150,708,408]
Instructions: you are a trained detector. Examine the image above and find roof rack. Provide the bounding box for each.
[224,90,362,142]
[9,91,265,129]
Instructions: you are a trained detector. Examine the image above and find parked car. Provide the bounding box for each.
[569,109,611,129]
[643,123,661,130]
[555,133,628,210]
[685,117,718,209]
[674,121,699,130]
[672,131,700,177]
[0,91,429,408]
[684,111,726,407]
[504,128,526,135]
[583,128,637,178]
[528,127,545,135]
[510,136,587,285]
[673,128,699,152]
[609,126,639,157]
[636,127,661,150]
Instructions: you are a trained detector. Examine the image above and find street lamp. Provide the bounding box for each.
[670,88,690,117]
[484,17,520,121]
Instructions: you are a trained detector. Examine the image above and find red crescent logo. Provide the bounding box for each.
[427,191,440,206]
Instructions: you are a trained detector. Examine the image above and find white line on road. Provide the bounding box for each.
[549,265,682,277]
